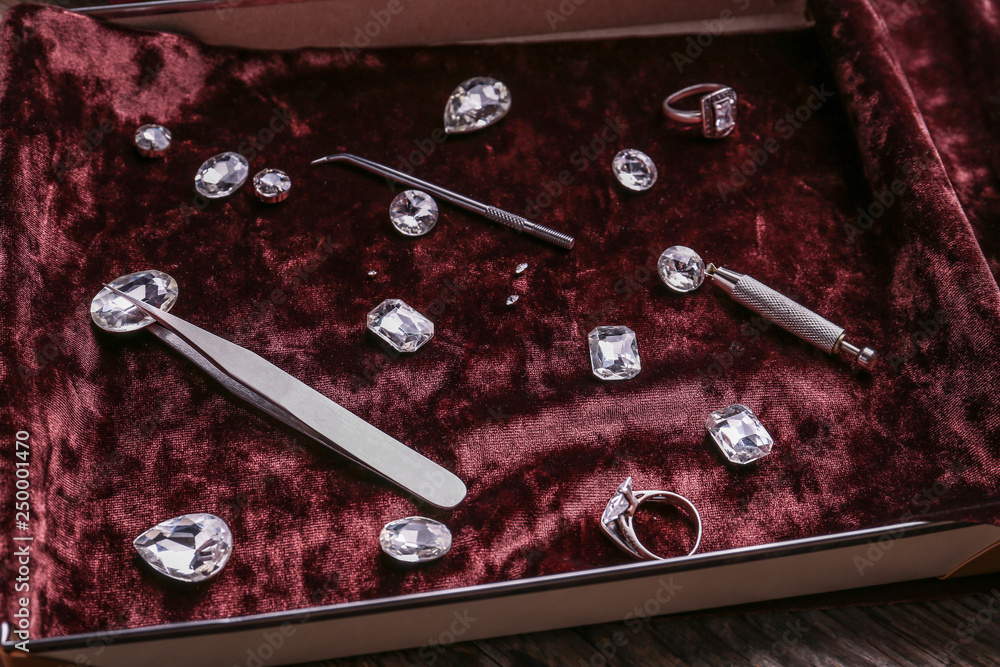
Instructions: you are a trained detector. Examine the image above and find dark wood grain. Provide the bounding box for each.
[299,595,1000,667]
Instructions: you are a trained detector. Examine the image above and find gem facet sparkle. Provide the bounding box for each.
[601,477,633,526]
[588,326,641,380]
[90,270,179,333]
[389,190,438,236]
[194,152,249,199]
[658,246,706,293]
[253,168,291,203]
[134,124,172,158]
[367,299,434,352]
[443,77,512,134]
[506,294,519,306]
[379,516,452,563]
[701,88,737,138]
[706,404,773,464]
[133,513,233,583]
[612,149,658,191]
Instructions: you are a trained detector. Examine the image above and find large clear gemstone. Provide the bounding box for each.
[612,149,658,191]
[706,404,773,465]
[367,299,434,352]
[379,516,452,563]
[90,269,179,332]
[195,152,249,199]
[657,246,706,293]
[133,513,233,583]
[588,325,641,381]
[443,77,511,134]
[601,477,633,526]
[389,190,438,236]
[134,124,171,157]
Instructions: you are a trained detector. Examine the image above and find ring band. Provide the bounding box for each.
[600,477,702,560]
[663,84,737,138]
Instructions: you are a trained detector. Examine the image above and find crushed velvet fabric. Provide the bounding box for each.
[1,0,999,641]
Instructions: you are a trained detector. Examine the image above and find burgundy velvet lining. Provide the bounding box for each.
[1,1,999,640]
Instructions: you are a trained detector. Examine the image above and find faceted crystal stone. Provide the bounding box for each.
[714,99,736,134]
[657,246,706,293]
[588,325,641,381]
[601,477,633,526]
[253,168,291,203]
[612,149,658,191]
[367,299,434,352]
[134,124,171,157]
[443,77,512,135]
[706,404,773,465]
[506,294,519,306]
[379,516,452,563]
[389,190,438,236]
[133,513,233,583]
[194,152,249,199]
[90,269,179,333]
[514,262,528,275]
[701,88,737,138]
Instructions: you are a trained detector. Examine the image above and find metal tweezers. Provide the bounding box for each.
[105,285,467,509]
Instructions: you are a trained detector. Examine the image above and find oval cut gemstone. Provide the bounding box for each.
[194,152,249,199]
[90,269,179,332]
[612,149,657,191]
[379,516,452,563]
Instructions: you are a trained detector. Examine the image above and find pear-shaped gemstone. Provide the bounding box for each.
[443,77,511,134]
[133,513,233,583]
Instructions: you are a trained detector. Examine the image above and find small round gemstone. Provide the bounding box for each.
[134,124,172,158]
[253,168,291,203]
[506,294,519,306]
[389,190,438,236]
[514,262,528,275]
[612,149,657,191]
[658,246,706,293]
[90,269,179,332]
[379,516,452,563]
[194,152,249,199]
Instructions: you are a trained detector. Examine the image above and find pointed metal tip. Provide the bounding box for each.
[310,157,329,165]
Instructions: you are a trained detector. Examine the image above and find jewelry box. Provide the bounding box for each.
[2,0,1000,664]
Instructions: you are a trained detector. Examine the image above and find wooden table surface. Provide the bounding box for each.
[300,591,1000,666]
